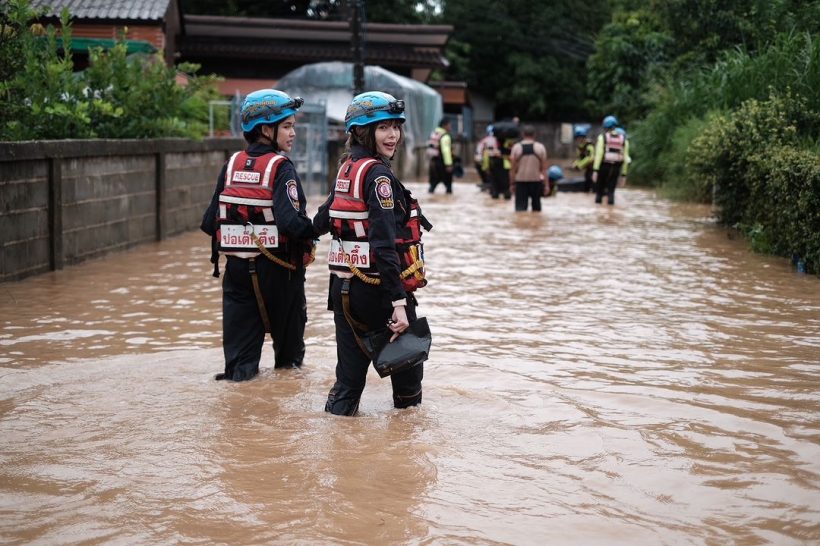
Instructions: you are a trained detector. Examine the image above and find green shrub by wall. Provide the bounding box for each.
[688,92,820,273]
[744,147,820,273]
[0,0,221,141]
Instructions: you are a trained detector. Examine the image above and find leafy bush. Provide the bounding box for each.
[1,6,91,139]
[655,114,713,202]
[631,31,819,187]
[0,0,221,141]
[743,147,820,273]
[688,92,820,273]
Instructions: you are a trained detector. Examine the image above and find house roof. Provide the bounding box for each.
[29,0,172,21]
[180,15,452,70]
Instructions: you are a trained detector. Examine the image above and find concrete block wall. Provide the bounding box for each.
[62,154,156,264]
[0,159,51,281]
[164,150,226,236]
[0,138,243,283]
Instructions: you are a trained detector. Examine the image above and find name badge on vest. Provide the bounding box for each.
[328,239,371,268]
[221,224,279,248]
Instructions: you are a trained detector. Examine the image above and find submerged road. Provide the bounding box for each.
[1,183,818,544]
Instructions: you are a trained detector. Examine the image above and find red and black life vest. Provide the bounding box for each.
[327,157,428,291]
[216,151,287,258]
[603,131,626,164]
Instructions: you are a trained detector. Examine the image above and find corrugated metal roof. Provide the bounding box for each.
[29,0,172,21]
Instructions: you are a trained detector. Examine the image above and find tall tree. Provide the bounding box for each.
[182,0,442,21]
[585,7,672,123]
[656,0,820,69]
[364,0,442,24]
[439,0,609,120]
[182,0,343,19]
[585,0,820,125]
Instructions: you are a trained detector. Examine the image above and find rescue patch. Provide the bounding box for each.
[286,179,300,211]
[335,178,351,193]
[232,170,261,184]
[375,176,394,209]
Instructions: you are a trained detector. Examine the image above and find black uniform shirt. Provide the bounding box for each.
[200,142,316,243]
[314,145,410,303]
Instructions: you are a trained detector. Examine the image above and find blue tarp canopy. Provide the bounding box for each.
[276,61,443,170]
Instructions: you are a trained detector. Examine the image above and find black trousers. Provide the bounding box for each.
[489,157,510,199]
[325,275,423,416]
[584,167,595,193]
[514,180,544,211]
[221,255,307,381]
[475,160,491,190]
[595,162,623,205]
[428,158,453,193]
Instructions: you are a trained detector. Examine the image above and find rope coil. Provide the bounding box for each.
[344,249,424,286]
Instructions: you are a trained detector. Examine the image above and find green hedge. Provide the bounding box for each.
[688,93,820,273]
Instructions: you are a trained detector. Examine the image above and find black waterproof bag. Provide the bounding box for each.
[362,317,432,378]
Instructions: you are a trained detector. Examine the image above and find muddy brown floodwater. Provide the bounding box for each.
[1,183,818,545]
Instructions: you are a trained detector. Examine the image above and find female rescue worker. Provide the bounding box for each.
[200,89,318,381]
[313,91,432,416]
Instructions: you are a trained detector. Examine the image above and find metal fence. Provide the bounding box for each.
[291,101,328,196]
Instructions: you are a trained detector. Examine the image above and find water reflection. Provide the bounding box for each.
[1,184,818,544]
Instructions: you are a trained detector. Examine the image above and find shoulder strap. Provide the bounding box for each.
[349,158,379,199]
[262,154,287,188]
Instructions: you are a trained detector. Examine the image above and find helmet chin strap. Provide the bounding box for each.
[260,124,277,148]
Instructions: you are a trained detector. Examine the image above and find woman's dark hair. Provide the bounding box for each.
[243,122,281,150]
[340,120,404,164]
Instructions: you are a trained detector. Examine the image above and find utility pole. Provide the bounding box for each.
[350,0,365,95]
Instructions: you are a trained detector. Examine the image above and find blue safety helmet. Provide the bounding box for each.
[574,126,589,138]
[486,124,494,135]
[615,127,627,137]
[547,165,564,180]
[602,115,618,129]
[345,91,406,132]
[240,89,303,132]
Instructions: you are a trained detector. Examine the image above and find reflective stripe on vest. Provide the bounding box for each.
[219,195,274,207]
